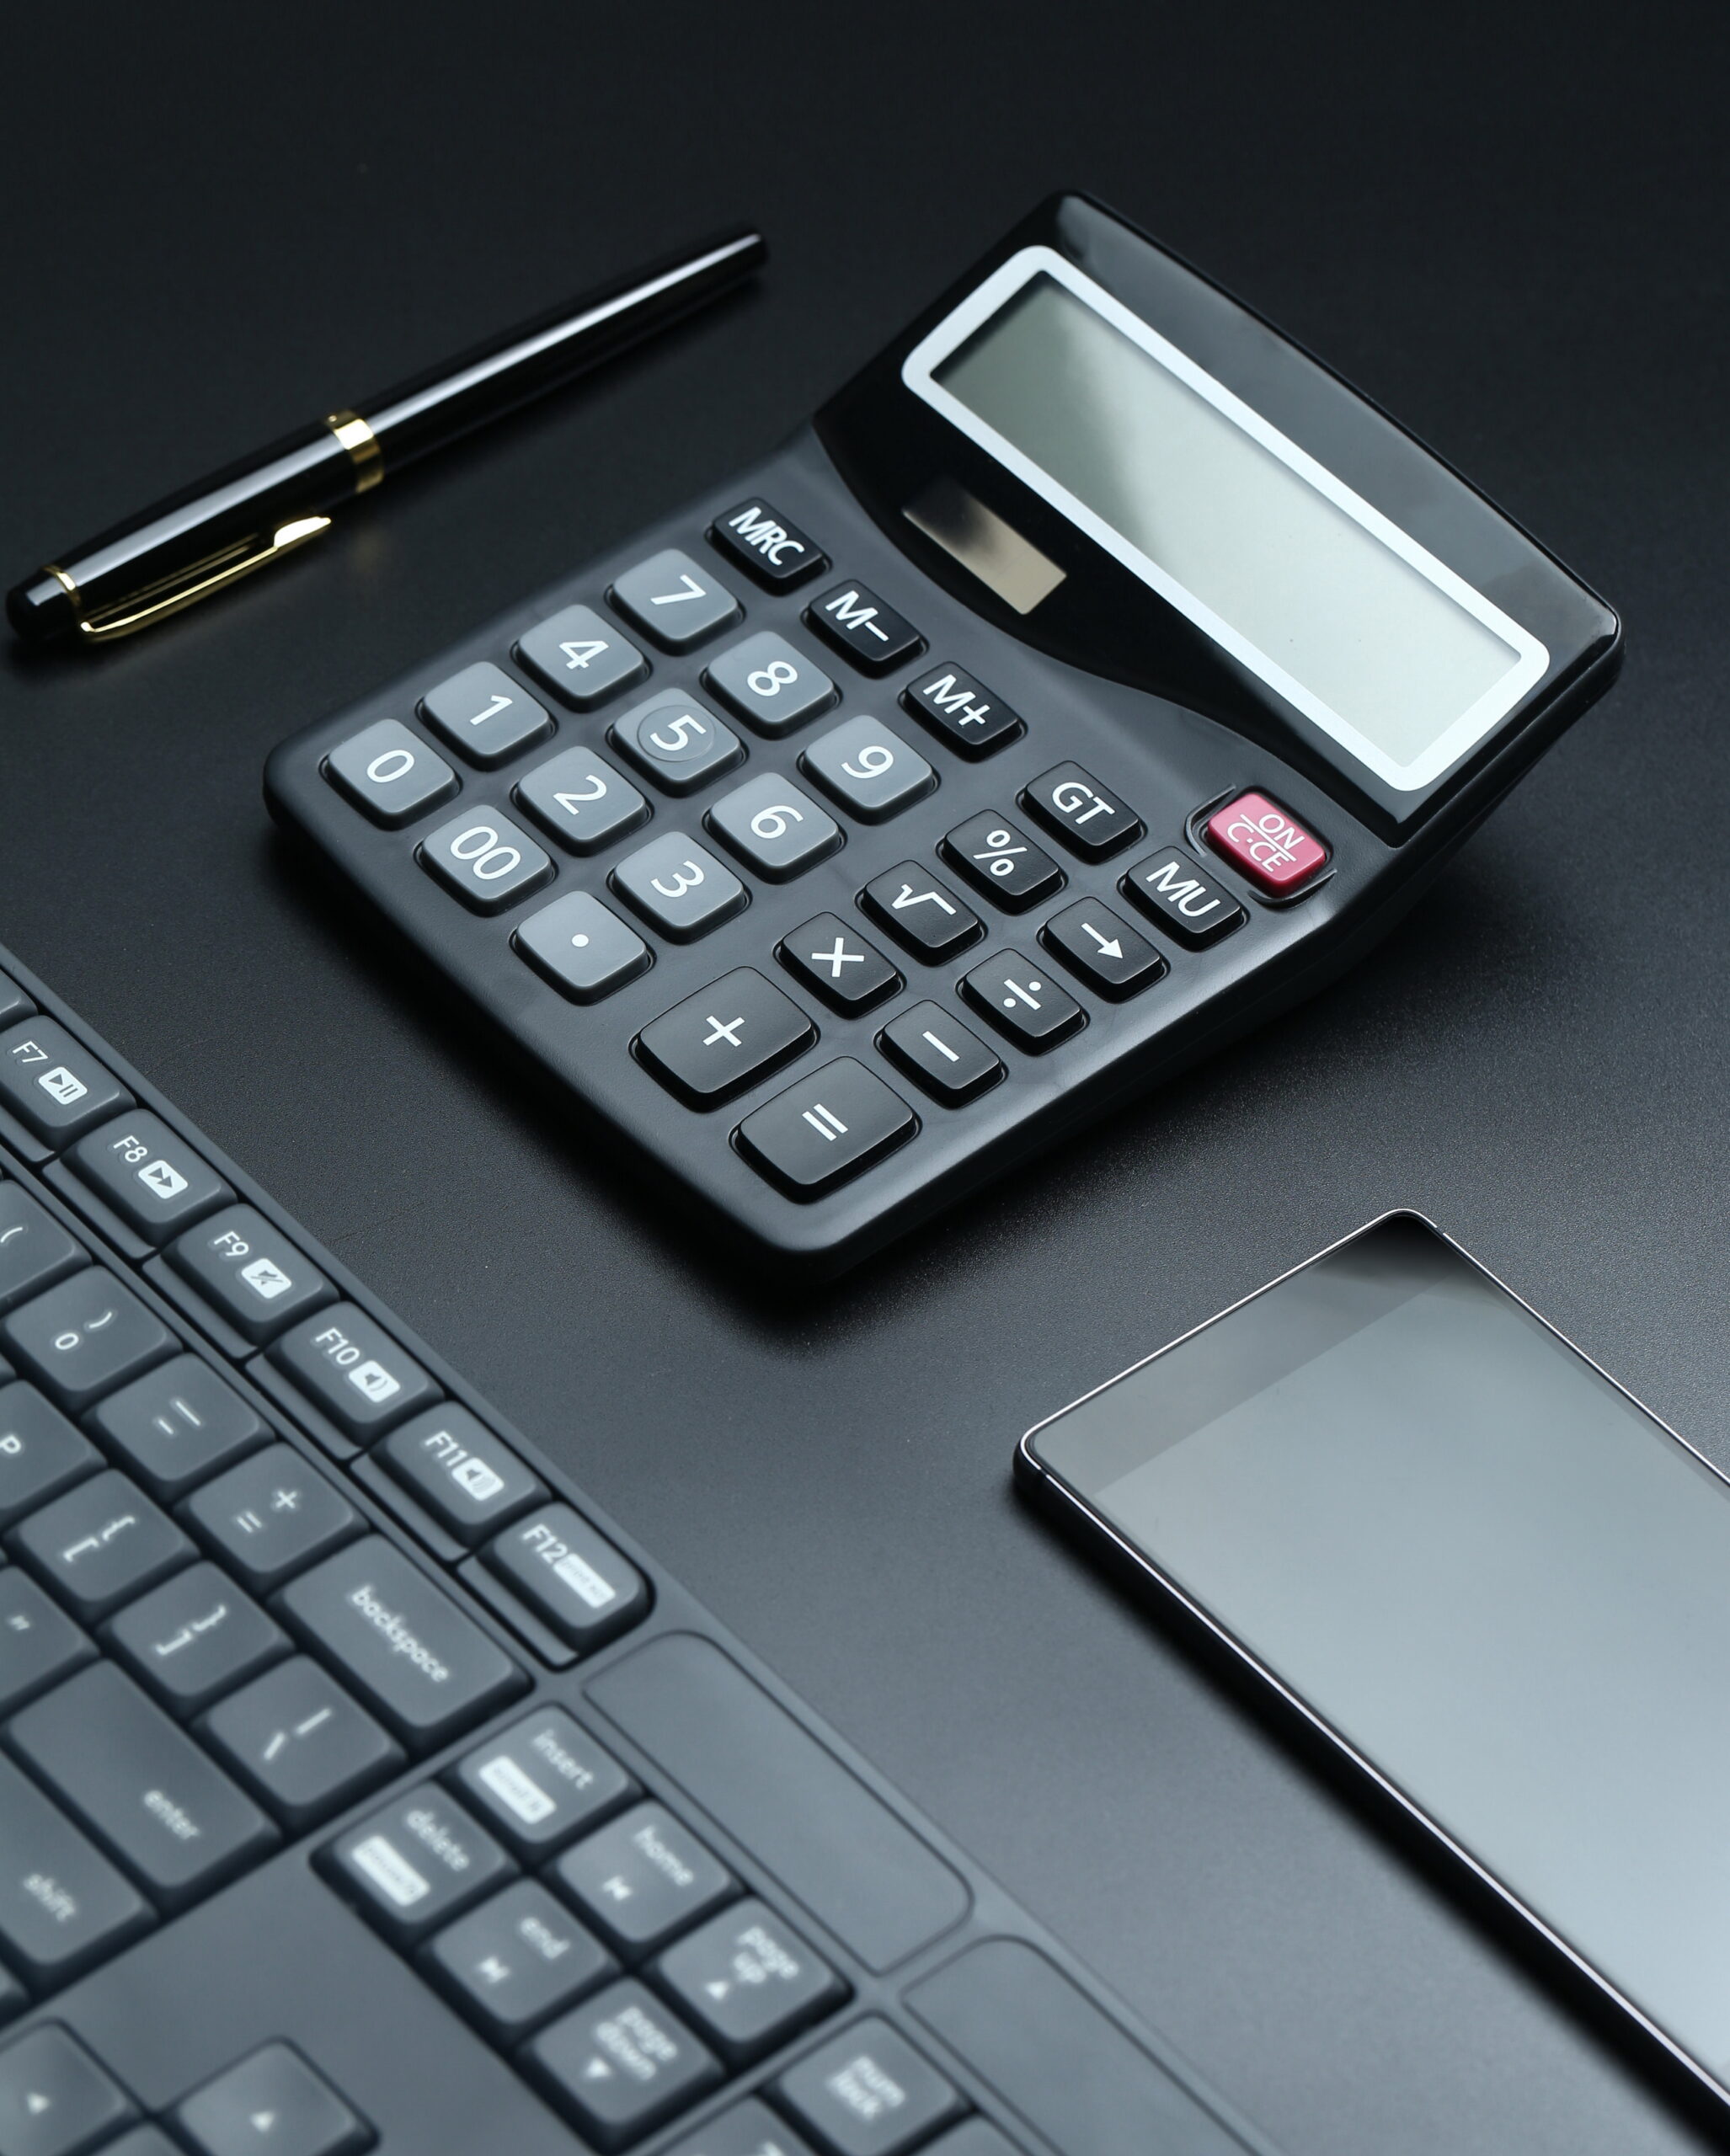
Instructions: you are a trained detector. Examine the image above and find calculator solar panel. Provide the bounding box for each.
[264,195,1619,1273]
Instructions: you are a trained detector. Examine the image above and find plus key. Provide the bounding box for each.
[635,969,816,1108]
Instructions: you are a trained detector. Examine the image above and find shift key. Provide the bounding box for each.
[276,1535,523,1750]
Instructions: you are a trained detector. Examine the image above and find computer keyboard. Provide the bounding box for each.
[0,942,1275,2156]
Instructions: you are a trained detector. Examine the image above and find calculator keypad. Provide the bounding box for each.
[302,474,1317,1251]
[515,744,650,854]
[1121,847,1246,947]
[705,632,836,738]
[958,953,1087,1053]
[858,867,983,963]
[901,664,1023,757]
[608,549,740,652]
[799,716,935,823]
[777,916,900,1017]
[515,892,650,1003]
[734,1060,916,1197]
[420,808,553,915]
[325,720,458,828]
[610,691,745,796]
[420,661,553,768]
[612,835,748,942]
[515,606,649,711]
[706,776,841,883]
[637,970,814,1107]
[940,812,1064,913]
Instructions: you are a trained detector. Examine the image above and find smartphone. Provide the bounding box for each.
[1017,1211,1730,2107]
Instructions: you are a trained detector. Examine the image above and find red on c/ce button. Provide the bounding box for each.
[1204,791,1329,894]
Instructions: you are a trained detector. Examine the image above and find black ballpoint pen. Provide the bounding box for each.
[7,227,765,647]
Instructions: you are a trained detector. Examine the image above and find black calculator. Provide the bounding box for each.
[266,194,1621,1273]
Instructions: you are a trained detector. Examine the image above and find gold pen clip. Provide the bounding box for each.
[67,515,333,643]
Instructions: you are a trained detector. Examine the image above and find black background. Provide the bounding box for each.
[4,6,1727,2150]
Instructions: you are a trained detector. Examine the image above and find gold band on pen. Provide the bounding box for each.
[325,409,382,494]
[45,562,83,610]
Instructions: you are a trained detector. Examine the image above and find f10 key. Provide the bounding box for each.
[266,192,1620,1273]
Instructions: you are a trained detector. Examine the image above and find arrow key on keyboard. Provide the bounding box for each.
[0,2022,138,2156]
[173,2041,373,2156]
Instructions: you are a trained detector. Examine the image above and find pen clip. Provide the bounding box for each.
[72,515,333,643]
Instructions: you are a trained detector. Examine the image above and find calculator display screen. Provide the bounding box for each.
[1033,1218,1730,2085]
[905,248,1550,793]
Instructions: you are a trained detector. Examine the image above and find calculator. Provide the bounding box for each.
[266,194,1621,1274]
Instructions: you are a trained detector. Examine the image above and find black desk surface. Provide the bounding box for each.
[5,6,1726,2150]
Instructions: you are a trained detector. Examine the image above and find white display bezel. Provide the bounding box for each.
[902,245,1551,794]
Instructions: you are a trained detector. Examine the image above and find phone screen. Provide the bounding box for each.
[1026,1216,1730,2090]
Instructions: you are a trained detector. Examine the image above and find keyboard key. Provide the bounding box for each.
[1019,762,1143,862]
[637,970,814,1108]
[0,972,33,1027]
[0,2023,137,2156]
[1121,847,1247,947]
[66,1112,232,1245]
[0,1569,93,1715]
[88,1354,269,1501]
[922,2130,1018,2156]
[167,1205,333,1345]
[515,745,651,855]
[877,1004,1004,1106]
[376,1404,545,1545]
[104,2132,187,2156]
[0,1383,98,1530]
[665,2098,819,2156]
[0,1186,83,1313]
[0,1022,131,1145]
[276,1535,522,1748]
[105,1561,286,1718]
[424,1879,615,2038]
[0,1967,19,2029]
[268,1304,438,1440]
[805,583,923,675]
[941,812,1064,912]
[656,1899,845,2063]
[323,718,459,829]
[799,716,936,824]
[8,1662,277,1908]
[707,776,842,881]
[1204,788,1330,894]
[610,549,740,652]
[419,806,553,915]
[3,1271,173,1412]
[514,892,650,1005]
[611,691,745,796]
[483,1504,649,1651]
[173,2042,372,2156]
[454,1707,635,1856]
[526,1979,723,2149]
[708,499,827,589]
[419,659,552,767]
[735,1060,916,1199]
[0,1754,152,1985]
[777,915,900,1017]
[327,1786,512,1940]
[611,834,748,942]
[12,1470,193,1624]
[516,605,649,711]
[553,1801,734,1955]
[775,2021,964,2156]
[705,632,836,739]
[200,1657,403,1831]
[183,1445,361,1593]
[858,866,982,963]
[1039,899,1166,1001]
[959,953,1087,1053]
[900,664,1022,757]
